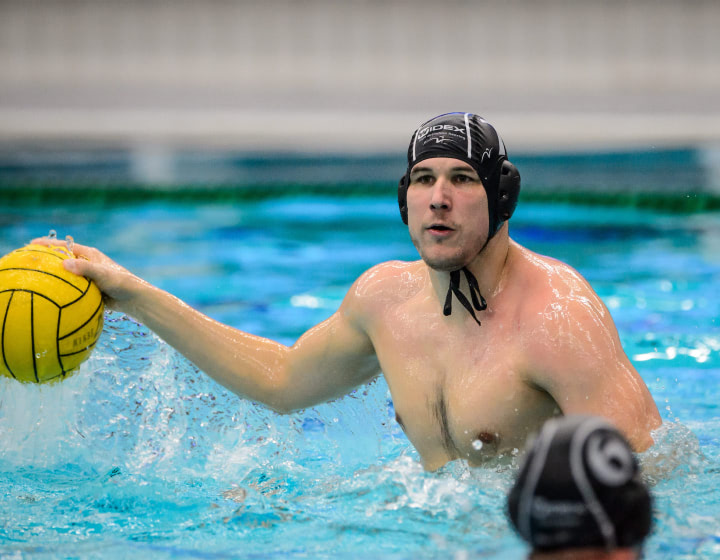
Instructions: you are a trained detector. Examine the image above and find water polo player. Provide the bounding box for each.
[508,415,653,559]
[33,112,661,471]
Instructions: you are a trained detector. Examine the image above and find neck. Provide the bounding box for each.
[427,226,511,315]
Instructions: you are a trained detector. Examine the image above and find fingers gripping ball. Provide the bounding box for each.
[0,244,104,383]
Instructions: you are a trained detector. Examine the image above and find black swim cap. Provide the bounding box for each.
[398,112,520,239]
[507,415,652,552]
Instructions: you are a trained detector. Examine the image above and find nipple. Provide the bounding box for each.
[472,431,497,451]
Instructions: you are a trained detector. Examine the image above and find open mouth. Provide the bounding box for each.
[428,224,453,232]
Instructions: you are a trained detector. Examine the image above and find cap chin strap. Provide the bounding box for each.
[442,230,496,327]
[443,267,487,326]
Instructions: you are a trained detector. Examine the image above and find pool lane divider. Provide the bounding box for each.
[0,147,718,212]
[1,181,718,213]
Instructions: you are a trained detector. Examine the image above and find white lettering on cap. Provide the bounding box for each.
[464,113,472,158]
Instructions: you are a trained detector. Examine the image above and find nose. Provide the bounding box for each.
[429,178,452,211]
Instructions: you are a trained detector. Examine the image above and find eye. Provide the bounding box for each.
[453,173,477,184]
[412,174,434,185]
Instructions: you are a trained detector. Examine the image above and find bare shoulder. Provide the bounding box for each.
[508,241,624,372]
[509,242,608,323]
[509,241,630,376]
[350,260,426,301]
[508,243,661,447]
[341,260,427,323]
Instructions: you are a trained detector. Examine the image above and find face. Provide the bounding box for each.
[406,157,490,271]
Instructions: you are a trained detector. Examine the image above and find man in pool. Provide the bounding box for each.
[36,112,661,471]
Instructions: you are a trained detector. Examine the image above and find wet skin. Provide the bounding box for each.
[32,158,662,471]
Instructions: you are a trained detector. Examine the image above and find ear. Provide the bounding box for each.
[398,174,409,225]
[496,160,521,222]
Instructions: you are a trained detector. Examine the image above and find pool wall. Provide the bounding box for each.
[2,0,720,152]
[3,2,720,209]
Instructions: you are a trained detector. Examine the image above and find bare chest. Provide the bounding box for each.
[371,308,558,470]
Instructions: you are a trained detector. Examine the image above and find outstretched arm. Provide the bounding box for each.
[33,239,381,412]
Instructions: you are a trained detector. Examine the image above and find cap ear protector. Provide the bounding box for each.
[492,159,521,235]
[397,159,521,235]
[398,174,409,225]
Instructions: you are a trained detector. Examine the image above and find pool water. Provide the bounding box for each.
[1,197,719,559]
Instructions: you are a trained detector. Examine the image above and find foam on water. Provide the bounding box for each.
[0,313,713,559]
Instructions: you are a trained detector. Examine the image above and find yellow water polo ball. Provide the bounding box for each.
[0,243,104,383]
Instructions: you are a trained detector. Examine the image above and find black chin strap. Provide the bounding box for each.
[443,267,487,326]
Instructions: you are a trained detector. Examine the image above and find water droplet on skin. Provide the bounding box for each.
[47,230,57,239]
[472,439,483,451]
[65,235,74,254]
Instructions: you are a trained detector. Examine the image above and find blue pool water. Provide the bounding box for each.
[1,196,719,559]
